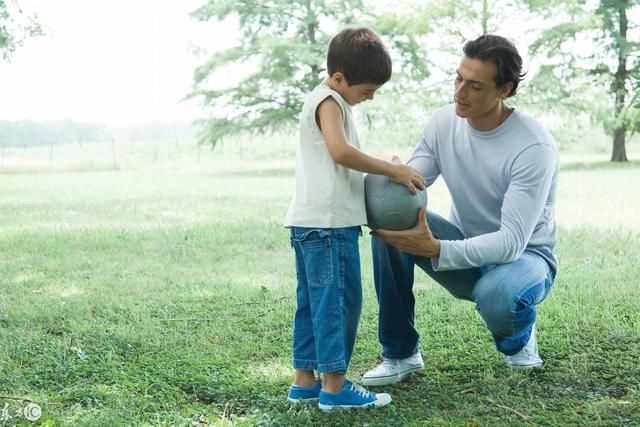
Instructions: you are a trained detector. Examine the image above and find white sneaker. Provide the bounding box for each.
[361,352,425,386]
[505,323,544,370]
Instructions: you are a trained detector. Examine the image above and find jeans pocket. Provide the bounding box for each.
[293,229,333,286]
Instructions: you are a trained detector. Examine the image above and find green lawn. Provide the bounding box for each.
[1,149,639,426]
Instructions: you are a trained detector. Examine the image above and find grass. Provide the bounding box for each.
[0,140,639,426]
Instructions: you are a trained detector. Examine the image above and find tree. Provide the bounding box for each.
[528,0,640,162]
[189,0,367,147]
[189,0,480,148]
[0,0,42,62]
[360,0,537,144]
[373,0,535,91]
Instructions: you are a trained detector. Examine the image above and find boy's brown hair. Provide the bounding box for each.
[327,27,392,86]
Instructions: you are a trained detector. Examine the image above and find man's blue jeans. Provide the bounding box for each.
[290,226,362,373]
[372,211,555,357]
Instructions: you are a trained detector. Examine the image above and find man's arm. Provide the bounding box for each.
[434,144,557,270]
[316,96,425,193]
[406,113,442,187]
[374,144,558,271]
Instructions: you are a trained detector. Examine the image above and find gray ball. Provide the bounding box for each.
[364,173,427,230]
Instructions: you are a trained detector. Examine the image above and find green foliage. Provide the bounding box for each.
[366,0,546,140]
[373,13,432,81]
[628,73,640,135]
[0,0,42,62]
[529,19,600,57]
[632,74,640,107]
[190,0,639,155]
[189,0,555,149]
[368,0,542,128]
[189,0,366,147]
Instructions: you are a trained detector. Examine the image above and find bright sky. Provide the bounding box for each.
[0,0,234,124]
[0,0,517,126]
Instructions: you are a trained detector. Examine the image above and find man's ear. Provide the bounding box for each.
[500,82,514,99]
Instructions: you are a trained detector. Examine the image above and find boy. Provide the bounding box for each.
[284,27,425,410]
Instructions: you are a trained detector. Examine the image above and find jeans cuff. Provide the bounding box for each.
[381,346,420,360]
[317,359,346,373]
[292,358,317,371]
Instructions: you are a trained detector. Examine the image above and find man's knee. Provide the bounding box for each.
[475,291,515,336]
[425,211,465,241]
[372,236,412,265]
[473,279,544,337]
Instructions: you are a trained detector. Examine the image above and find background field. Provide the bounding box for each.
[1,138,639,426]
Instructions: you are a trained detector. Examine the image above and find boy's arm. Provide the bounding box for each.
[316,97,425,193]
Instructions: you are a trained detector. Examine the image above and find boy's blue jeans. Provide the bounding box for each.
[372,211,555,357]
[290,226,362,373]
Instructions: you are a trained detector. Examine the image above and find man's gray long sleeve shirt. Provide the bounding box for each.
[408,104,559,273]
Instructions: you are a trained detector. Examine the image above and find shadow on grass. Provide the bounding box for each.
[0,163,121,175]
[207,167,294,177]
[560,159,640,172]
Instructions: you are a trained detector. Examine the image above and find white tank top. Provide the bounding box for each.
[284,84,366,228]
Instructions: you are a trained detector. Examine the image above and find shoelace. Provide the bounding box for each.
[349,382,371,398]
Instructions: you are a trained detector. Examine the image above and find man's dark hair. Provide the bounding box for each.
[327,27,392,86]
[463,34,526,97]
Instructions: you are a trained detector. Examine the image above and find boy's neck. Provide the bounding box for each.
[323,78,340,93]
[322,78,350,103]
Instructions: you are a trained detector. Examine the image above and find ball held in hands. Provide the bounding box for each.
[364,173,428,230]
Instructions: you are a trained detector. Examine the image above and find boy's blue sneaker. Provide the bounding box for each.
[287,381,322,403]
[318,380,392,411]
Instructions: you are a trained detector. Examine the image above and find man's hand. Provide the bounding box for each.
[371,208,441,258]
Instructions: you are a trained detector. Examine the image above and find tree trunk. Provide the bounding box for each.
[611,0,629,162]
[305,2,321,85]
[611,127,628,162]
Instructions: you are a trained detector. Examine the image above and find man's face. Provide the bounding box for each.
[453,56,508,120]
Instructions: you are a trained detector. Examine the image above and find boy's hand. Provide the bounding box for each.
[389,156,425,194]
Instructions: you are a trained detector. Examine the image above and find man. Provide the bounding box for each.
[362,34,559,386]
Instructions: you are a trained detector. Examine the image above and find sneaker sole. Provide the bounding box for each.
[287,397,319,403]
[506,362,544,370]
[319,402,376,411]
[318,397,392,411]
[361,365,424,386]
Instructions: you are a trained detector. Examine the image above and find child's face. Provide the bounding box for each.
[339,82,382,106]
[327,73,382,106]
